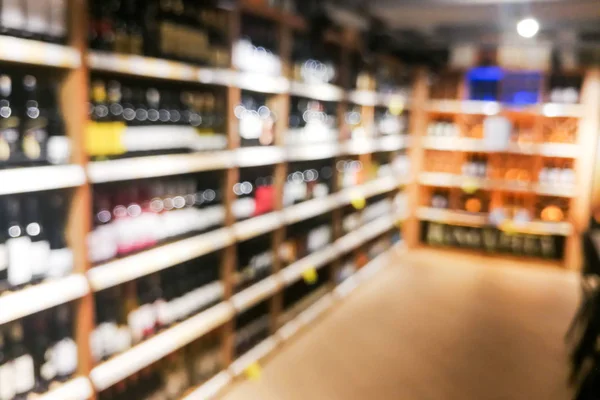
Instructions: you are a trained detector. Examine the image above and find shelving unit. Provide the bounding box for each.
[2,2,596,400]
[409,67,600,268]
[0,2,410,400]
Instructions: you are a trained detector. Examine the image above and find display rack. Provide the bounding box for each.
[0,1,410,399]
[407,67,600,268]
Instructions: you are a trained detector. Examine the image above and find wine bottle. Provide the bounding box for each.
[10,322,35,399]
[25,0,51,40]
[0,0,26,37]
[30,312,53,393]
[26,196,50,283]
[0,328,15,400]
[0,74,20,168]
[48,0,67,43]
[21,75,48,165]
[52,305,77,382]
[44,83,70,166]
[6,197,32,289]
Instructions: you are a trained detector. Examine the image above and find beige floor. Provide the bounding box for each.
[220,248,581,400]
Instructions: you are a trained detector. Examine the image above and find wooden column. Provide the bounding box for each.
[565,68,600,270]
[61,0,95,396]
[405,68,429,248]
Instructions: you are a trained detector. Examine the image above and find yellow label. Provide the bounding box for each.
[350,193,366,210]
[461,178,479,194]
[244,362,262,381]
[500,220,517,235]
[85,121,127,156]
[302,267,318,285]
[389,97,405,115]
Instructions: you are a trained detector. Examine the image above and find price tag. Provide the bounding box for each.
[461,178,480,194]
[302,267,318,285]
[244,362,262,381]
[350,193,366,210]
[500,220,517,235]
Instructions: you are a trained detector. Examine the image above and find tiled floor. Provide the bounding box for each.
[220,248,581,400]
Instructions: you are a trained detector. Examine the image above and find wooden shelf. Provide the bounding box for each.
[87,228,235,292]
[232,212,284,242]
[417,207,573,235]
[235,72,290,94]
[0,35,81,67]
[181,371,232,400]
[280,244,337,286]
[88,51,233,85]
[231,275,283,312]
[338,176,403,207]
[348,90,379,107]
[376,135,411,152]
[289,81,345,102]
[283,195,341,225]
[286,142,341,161]
[36,377,93,400]
[426,99,584,118]
[419,172,574,197]
[239,1,306,30]
[87,152,235,183]
[423,137,578,158]
[0,165,86,195]
[90,302,234,392]
[229,336,280,377]
[236,147,286,167]
[0,275,90,325]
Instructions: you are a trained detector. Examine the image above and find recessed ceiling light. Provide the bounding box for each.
[517,18,539,38]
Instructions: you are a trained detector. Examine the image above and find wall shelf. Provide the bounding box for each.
[0,35,81,67]
[0,274,89,326]
[0,165,86,195]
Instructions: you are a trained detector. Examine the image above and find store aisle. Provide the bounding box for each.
[220,248,581,400]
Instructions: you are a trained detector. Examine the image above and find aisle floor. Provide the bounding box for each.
[220,248,581,400]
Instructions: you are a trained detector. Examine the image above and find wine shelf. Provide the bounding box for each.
[289,81,345,102]
[376,135,411,152]
[419,172,574,197]
[286,141,341,162]
[426,99,584,118]
[87,152,235,183]
[36,377,94,400]
[88,51,233,85]
[231,275,283,313]
[229,335,280,377]
[283,195,341,225]
[341,137,376,155]
[348,90,379,107]
[87,227,235,292]
[232,212,284,242]
[89,302,235,392]
[181,371,232,400]
[423,137,579,158]
[279,244,337,286]
[0,35,81,67]
[181,245,401,399]
[0,165,86,195]
[235,72,291,94]
[236,147,286,167]
[0,274,90,325]
[417,207,573,235]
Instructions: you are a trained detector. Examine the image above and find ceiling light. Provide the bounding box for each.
[517,18,539,38]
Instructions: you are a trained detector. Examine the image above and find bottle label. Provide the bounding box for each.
[22,128,47,161]
[30,240,51,278]
[13,354,35,394]
[53,338,77,377]
[48,0,66,38]
[127,309,146,343]
[47,136,71,165]
[25,0,50,34]
[0,244,7,272]
[115,326,132,354]
[0,363,15,400]
[7,236,32,287]
[89,328,104,362]
[40,348,56,382]
[47,248,74,278]
[0,0,25,29]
